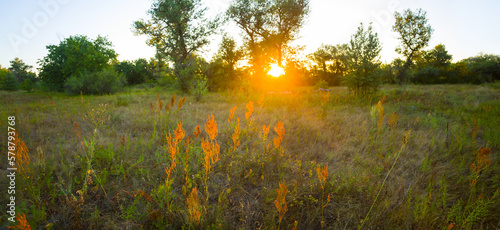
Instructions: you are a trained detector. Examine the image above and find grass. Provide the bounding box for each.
[0,83,499,229]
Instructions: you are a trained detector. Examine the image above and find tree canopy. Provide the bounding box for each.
[133,0,222,92]
[38,35,117,91]
[393,8,433,84]
[344,23,382,95]
[227,0,310,84]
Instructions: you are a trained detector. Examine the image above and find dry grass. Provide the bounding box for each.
[0,83,499,229]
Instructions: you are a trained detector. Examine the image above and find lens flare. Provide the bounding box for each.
[268,63,285,77]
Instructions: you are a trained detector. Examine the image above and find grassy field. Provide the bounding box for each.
[1,83,499,229]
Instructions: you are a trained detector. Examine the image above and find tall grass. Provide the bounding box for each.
[0,83,499,229]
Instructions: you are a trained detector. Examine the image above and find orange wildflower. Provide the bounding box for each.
[228,106,237,124]
[273,121,285,149]
[274,179,289,226]
[316,163,328,189]
[205,114,218,141]
[194,125,201,139]
[177,96,186,111]
[262,124,270,141]
[170,94,176,108]
[8,213,31,230]
[232,118,241,149]
[186,187,202,225]
[245,101,254,120]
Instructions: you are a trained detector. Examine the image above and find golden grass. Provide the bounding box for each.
[0,84,499,229]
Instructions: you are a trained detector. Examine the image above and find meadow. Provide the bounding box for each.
[0,83,499,229]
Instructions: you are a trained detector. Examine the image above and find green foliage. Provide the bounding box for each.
[227,0,310,79]
[393,8,433,84]
[307,44,348,86]
[207,34,244,91]
[1,70,19,91]
[38,35,117,91]
[315,79,328,89]
[9,57,37,83]
[114,58,154,85]
[20,79,36,92]
[133,0,222,93]
[64,68,125,95]
[344,23,382,95]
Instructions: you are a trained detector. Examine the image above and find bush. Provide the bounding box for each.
[20,79,36,92]
[315,79,329,89]
[65,68,125,95]
[2,72,19,91]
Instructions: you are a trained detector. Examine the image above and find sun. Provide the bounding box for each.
[268,63,285,77]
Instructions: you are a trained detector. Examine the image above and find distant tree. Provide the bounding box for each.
[207,34,244,90]
[133,0,222,93]
[425,44,452,68]
[114,58,154,85]
[344,23,382,95]
[227,0,310,84]
[0,67,18,91]
[393,8,433,84]
[463,54,500,83]
[38,35,117,91]
[308,44,348,86]
[9,58,36,83]
[412,44,452,84]
[2,72,19,91]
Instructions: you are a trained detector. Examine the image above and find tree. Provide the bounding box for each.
[227,0,310,83]
[344,23,382,95]
[425,44,452,68]
[9,58,36,83]
[133,0,222,93]
[207,34,244,90]
[0,67,18,91]
[38,35,117,91]
[411,44,452,84]
[114,59,154,85]
[308,44,348,86]
[393,8,433,84]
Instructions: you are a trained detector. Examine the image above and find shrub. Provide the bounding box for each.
[20,79,36,92]
[2,72,19,91]
[315,79,329,89]
[65,68,125,95]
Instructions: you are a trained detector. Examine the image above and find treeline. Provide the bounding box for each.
[1,0,499,96]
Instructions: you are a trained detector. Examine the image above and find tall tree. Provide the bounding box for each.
[133,0,221,92]
[344,23,382,95]
[38,35,117,91]
[9,58,36,83]
[393,8,433,84]
[208,34,244,90]
[227,0,310,80]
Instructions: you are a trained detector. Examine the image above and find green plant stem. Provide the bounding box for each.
[359,140,407,230]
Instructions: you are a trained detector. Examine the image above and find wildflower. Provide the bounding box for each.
[275,179,289,226]
[245,101,254,120]
[316,163,328,189]
[262,124,270,141]
[170,94,176,108]
[8,213,31,230]
[232,118,241,149]
[177,96,186,111]
[186,187,202,225]
[194,125,201,139]
[205,114,218,141]
[174,122,185,142]
[121,134,125,147]
[273,121,285,149]
[228,106,237,124]
[388,112,400,133]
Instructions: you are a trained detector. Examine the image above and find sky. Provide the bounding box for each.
[1,0,500,73]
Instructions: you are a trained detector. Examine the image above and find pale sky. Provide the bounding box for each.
[1,0,499,73]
